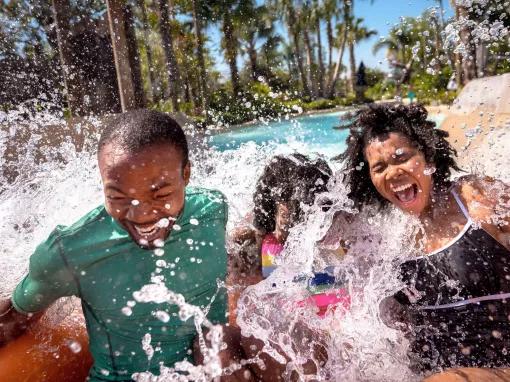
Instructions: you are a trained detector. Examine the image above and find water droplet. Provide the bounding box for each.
[68,341,82,353]
[121,307,132,316]
[154,248,165,257]
[156,218,169,228]
[190,218,199,225]
[153,239,165,248]
[131,200,140,206]
[156,260,167,267]
[154,310,170,323]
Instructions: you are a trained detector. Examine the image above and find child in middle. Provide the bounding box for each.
[227,153,348,324]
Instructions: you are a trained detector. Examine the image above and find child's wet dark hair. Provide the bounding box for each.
[98,109,189,165]
[253,153,332,234]
[340,103,461,209]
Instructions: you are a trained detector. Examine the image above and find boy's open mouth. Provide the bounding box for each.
[391,183,418,204]
[127,217,175,247]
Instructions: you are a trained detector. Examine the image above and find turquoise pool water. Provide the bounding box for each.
[209,110,446,158]
[209,111,350,158]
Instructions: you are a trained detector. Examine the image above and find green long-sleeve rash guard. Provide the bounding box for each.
[12,187,228,381]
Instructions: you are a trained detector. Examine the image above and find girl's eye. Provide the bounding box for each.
[372,165,384,173]
[156,192,172,199]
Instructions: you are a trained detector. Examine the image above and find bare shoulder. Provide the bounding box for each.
[455,175,510,234]
[456,175,507,205]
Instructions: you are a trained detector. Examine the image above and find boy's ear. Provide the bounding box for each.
[183,161,191,185]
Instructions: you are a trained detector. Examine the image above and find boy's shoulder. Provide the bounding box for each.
[53,205,112,239]
[183,187,228,222]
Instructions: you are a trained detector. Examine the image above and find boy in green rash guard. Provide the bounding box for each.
[0,110,245,381]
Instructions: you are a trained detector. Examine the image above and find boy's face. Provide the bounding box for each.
[98,143,190,249]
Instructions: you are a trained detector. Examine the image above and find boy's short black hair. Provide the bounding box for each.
[340,103,461,209]
[98,109,189,164]
[253,153,332,234]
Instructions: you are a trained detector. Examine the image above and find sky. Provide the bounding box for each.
[208,0,454,79]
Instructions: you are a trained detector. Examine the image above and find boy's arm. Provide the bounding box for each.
[0,299,44,346]
[1,229,77,346]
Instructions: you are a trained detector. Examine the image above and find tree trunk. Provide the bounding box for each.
[137,0,157,102]
[303,27,317,98]
[222,12,241,96]
[124,3,145,107]
[327,25,348,98]
[192,0,209,114]
[316,15,325,97]
[52,0,83,116]
[343,0,356,93]
[348,41,356,93]
[159,0,181,111]
[247,36,258,81]
[291,29,311,98]
[327,18,333,71]
[106,0,141,111]
[458,5,476,84]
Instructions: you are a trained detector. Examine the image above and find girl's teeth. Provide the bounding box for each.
[393,184,412,192]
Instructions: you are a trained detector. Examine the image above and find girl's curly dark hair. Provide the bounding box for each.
[340,103,461,209]
[253,153,332,234]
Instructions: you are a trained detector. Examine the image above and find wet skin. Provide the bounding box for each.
[364,132,434,216]
[98,143,190,249]
[274,203,291,243]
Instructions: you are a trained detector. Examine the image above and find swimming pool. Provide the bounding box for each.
[209,110,446,158]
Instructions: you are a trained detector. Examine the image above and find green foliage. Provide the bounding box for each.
[409,67,454,105]
[365,81,396,100]
[300,98,338,111]
[207,82,291,125]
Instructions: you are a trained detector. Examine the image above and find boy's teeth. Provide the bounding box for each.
[135,225,157,236]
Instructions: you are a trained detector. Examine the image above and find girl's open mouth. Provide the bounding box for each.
[391,183,418,204]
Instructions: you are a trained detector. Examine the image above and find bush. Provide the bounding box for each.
[207,82,293,126]
[366,81,396,100]
[301,98,338,111]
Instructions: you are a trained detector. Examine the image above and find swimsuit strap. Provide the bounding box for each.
[451,188,472,223]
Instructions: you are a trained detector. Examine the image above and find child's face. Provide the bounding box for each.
[274,203,291,242]
[98,143,190,249]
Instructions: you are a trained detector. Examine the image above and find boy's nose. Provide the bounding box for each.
[126,202,158,223]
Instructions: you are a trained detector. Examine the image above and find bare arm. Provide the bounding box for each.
[0,299,44,346]
[227,226,263,326]
[459,176,510,250]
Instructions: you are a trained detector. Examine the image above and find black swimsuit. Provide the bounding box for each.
[395,190,510,371]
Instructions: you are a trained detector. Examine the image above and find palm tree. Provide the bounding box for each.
[312,0,326,96]
[136,0,158,102]
[216,0,241,96]
[372,26,413,65]
[191,0,209,113]
[326,21,347,98]
[238,1,279,82]
[323,0,341,72]
[347,17,377,93]
[270,0,311,98]
[158,0,181,111]
[302,1,317,97]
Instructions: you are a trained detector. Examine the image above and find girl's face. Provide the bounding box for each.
[364,132,434,216]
